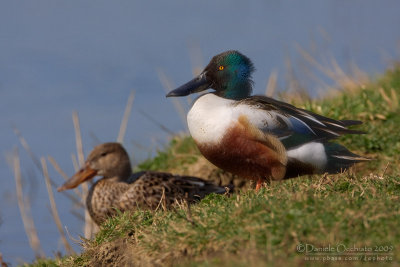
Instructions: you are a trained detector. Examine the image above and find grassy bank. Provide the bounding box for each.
[29,65,400,266]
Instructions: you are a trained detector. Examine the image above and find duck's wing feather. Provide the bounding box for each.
[123,171,228,208]
[236,95,364,149]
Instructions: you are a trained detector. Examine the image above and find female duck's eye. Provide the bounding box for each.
[218,65,224,71]
[100,152,107,157]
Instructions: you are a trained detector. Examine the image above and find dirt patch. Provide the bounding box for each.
[81,238,137,267]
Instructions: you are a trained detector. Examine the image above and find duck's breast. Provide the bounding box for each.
[188,93,281,146]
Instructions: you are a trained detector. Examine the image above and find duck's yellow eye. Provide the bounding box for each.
[218,65,224,71]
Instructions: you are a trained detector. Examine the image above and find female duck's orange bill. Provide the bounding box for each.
[57,166,97,192]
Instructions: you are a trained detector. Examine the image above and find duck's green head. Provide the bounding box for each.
[166,50,255,100]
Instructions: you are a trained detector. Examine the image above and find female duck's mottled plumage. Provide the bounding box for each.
[58,143,227,225]
[167,50,369,190]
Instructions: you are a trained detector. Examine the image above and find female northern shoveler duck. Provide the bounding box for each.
[57,142,227,225]
[166,50,369,191]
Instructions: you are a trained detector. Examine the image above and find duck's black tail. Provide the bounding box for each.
[323,143,371,174]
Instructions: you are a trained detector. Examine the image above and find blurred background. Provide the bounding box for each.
[1,1,400,265]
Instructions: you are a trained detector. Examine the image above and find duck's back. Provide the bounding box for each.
[123,171,227,208]
[87,171,227,225]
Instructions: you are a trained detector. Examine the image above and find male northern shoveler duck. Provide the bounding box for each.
[57,142,227,225]
[166,50,369,191]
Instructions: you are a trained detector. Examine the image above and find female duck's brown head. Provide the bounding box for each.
[57,143,132,192]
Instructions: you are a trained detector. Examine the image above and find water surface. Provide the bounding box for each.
[0,1,399,265]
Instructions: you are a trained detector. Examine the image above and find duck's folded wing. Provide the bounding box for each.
[126,172,228,205]
[236,95,364,149]
[169,176,228,197]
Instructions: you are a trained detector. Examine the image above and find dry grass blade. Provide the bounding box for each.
[381,162,390,178]
[71,154,79,172]
[187,41,203,77]
[391,88,399,109]
[138,109,175,135]
[283,54,307,101]
[71,209,85,222]
[89,131,101,146]
[11,148,45,259]
[155,188,166,212]
[295,44,368,92]
[296,44,336,79]
[47,156,84,205]
[379,87,399,111]
[117,90,135,143]
[11,125,42,173]
[72,111,85,167]
[170,202,199,228]
[10,127,86,224]
[302,66,333,97]
[186,43,203,105]
[47,156,70,181]
[72,111,97,238]
[330,55,360,89]
[12,125,59,188]
[349,60,370,86]
[265,70,278,97]
[157,69,188,130]
[41,157,75,255]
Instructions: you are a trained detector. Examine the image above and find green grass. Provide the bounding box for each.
[61,174,400,266]
[30,65,400,266]
[135,135,200,173]
[22,258,60,267]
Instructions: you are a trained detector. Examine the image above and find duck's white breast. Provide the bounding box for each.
[187,93,280,145]
[187,94,234,145]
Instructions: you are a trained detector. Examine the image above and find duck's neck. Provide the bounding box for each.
[216,81,252,100]
[102,163,132,182]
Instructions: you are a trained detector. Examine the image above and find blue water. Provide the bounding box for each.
[1,1,399,265]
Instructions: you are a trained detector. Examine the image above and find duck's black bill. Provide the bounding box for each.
[166,73,211,97]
